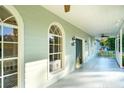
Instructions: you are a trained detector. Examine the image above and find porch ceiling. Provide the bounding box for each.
[43,5,124,37]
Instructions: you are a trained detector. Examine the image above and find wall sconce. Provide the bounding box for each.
[85,40,87,43]
[71,36,76,46]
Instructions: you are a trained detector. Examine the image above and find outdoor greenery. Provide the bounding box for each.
[100,37,115,51]
[107,38,115,51]
[98,51,115,58]
[98,37,115,58]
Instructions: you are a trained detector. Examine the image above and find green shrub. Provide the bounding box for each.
[123,55,124,66]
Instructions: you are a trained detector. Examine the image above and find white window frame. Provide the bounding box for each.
[0,15,19,88]
[48,22,65,79]
[3,6,24,88]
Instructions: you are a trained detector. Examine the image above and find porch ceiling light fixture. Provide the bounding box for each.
[64,5,70,13]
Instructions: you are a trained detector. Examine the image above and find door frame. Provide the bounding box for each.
[75,36,85,68]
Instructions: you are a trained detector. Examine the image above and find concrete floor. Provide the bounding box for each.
[48,57,124,88]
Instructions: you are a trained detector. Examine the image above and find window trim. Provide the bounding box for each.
[0,13,18,88]
[48,22,65,79]
[3,5,24,88]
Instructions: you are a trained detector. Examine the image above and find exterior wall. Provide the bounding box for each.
[84,37,96,62]
[14,5,95,88]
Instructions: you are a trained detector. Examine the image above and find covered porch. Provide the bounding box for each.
[49,57,124,88]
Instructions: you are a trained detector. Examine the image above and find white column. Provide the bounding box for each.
[120,29,123,67]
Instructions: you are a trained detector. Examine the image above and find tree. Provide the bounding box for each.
[100,37,115,51]
[107,38,115,51]
[100,38,108,46]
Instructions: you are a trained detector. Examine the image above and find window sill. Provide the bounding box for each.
[48,68,65,80]
[50,68,64,74]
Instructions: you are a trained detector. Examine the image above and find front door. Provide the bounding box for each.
[76,38,83,69]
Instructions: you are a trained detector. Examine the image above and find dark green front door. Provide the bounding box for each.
[76,38,83,68]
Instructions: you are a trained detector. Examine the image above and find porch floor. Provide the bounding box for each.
[48,57,124,88]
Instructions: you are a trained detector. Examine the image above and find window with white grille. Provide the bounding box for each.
[0,6,18,88]
[49,24,63,73]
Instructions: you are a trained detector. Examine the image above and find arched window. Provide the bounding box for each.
[49,24,63,73]
[0,6,18,88]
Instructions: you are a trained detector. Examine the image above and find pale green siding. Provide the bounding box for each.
[14,5,93,63]
[12,5,96,87]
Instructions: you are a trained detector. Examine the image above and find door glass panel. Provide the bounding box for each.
[3,43,18,58]
[3,59,17,75]
[3,27,18,42]
[4,74,17,88]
